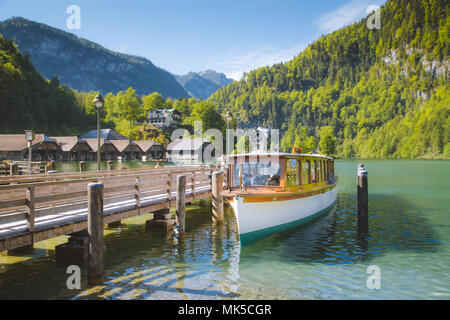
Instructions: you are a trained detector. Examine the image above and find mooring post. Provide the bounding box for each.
[357,164,368,221]
[79,161,86,172]
[9,163,18,176]
[212,171,224,224]
[107,161,114,171]
[176,175,186,237]
[87,183,104,285]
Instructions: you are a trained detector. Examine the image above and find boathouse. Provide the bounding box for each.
[134,141,166,160]
[110,140,143,160]
[84,139,120,161]
[0,134,62,161]
[51,136,93,161]
[81,129,129,141]
[166,138,216,163]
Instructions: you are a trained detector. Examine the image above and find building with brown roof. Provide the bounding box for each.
[133,140,166,160]
[109,140,143,160]
[83,138,119,161]
[0,134,62,161]
[0,128,165,163]
[50,136,93,161]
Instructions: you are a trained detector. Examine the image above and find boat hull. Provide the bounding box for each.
[228,186,337,242]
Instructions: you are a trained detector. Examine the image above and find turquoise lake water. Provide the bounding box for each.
[0,160,448,299]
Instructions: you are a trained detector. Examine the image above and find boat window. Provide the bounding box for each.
[312,160,318,183]
[302,160,310,185]
[318,160,322,182]
[232,161,280,187]
[286,159,299,187]
[317,160,322,182]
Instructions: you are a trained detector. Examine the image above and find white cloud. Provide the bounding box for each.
[205,43,307,80]
[316,0,384,34]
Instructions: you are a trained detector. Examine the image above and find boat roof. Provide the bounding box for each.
[227,152,333,160]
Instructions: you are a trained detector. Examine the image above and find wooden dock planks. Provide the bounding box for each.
[0,166,214,251]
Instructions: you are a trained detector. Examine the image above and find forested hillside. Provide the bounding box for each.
[209,0,449,158]
[0,31,223,140]
[0,33,94,135]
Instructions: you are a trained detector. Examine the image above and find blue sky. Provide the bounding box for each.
[0,0,386,79]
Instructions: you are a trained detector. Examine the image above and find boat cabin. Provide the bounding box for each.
[226,153,335,193]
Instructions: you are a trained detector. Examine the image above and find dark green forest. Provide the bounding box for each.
[208,0,449,158]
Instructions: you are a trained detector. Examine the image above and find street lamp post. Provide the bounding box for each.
[93,94,104,171]
[24,130,35,174]
[225,110,233,130]
[225,111,234,156]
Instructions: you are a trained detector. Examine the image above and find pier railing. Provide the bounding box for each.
[0,166,215,251]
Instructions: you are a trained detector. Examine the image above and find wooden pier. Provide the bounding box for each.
[0,166,217,252]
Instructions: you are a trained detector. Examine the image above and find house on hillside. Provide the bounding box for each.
[166,138,216,164]
[146,109,182,129]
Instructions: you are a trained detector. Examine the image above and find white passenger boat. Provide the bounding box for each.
[222,151,338,243]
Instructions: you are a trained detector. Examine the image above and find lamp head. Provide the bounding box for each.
[93,94,104,108]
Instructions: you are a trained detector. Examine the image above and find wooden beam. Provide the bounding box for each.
[176,175,186,237]
[212,171,224,224]
[87,183,104,285]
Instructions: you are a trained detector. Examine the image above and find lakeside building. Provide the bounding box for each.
[134,140,166,160]
[80,129,129,141]
[0,134,62,161]
[166,138,216,164]
[110,140,143,160]
[0,129,166,161]
[83,138,120,161]
[50,136,93,161]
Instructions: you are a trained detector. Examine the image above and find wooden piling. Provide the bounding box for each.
[357,164,368,220]
[79,161,86,172]
[135,177,141,214]
[26,186,35,234]
[107,161,114,171]
[87,183,104,285]
[212,171,224,224]
[9,163,18,176]
[176,175,186,237]
[146,208,175,234]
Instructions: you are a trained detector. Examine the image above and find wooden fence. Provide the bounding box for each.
[0,166,214,251]
[0,161,47,176]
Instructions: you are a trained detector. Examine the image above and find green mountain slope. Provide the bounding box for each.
[0,33,93,135]
[209,0,449,158]
[0,17,189,98]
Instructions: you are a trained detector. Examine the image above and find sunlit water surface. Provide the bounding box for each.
[0,160,449,299]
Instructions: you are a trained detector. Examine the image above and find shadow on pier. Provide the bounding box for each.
[0,200,240,300]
